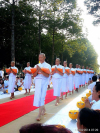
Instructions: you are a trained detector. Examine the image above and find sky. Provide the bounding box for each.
[77,0,100,65]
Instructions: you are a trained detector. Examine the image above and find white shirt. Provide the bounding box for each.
[52,65,64,78]
[24,66,31,76]
[35,61,51,79]
[9,66,18,77]
[4,80,8,88]
[88,82,96,93]
[63,67,69,78]
[91,100,100,109]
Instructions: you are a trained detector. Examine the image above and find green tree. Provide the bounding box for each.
[84,0,100,25]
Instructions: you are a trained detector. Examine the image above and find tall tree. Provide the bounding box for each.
[84,0,100,25]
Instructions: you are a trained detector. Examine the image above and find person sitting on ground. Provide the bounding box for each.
[0,79,5,93]
[77,107,100,133]
[88,75,97,102]
[4,76,9,91]
[85,82,100,109]
[19,123,72,133]
[18,78,24,90]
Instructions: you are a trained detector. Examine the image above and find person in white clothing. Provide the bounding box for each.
[85,82,100,109]
[33,53,51,121]
[75,64,80,92]
[61,61,69,99]
[4,76,9,90]
[52,58,64,106]
[0,68,4,78]
[86,66,89,85]
[68,63,75,94]
[6,61,18,99]
[82,66,85,87]
[78,65,82,88]
[24,62,32,95]
[88,76,97,102]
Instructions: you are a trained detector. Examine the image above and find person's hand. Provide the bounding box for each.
[25,69,27,73]
[85,99,91,108]
[55,67,57,72]
[37,65,41,71]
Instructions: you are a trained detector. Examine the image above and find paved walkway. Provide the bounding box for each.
[0,86,88,133]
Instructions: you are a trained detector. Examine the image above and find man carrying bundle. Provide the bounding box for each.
[68,63,75,94]
[52,58,64,106]
[23,62,32,95]
[61,61,69,99]
[75,64,80,92]
[6,61,18,99]
[33,53,51,121]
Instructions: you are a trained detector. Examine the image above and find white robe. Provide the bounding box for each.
[24,66,32,89]
[52,65,64,96]
[61,67,69,92]
[91,100,100,109]
[68,68,75,91]
[88,82,96,102]
[8,66,18,93]
[75,68,79,88]
[33,61,51,107]
[83,69,86,85]
[86,70,89,83]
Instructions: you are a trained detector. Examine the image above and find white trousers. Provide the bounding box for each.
[75,74,79,88]
[33,78,48,107]
[61,77,69,92]
[24,75,31,89]
[68,74,74,91]
[8,76,16,93]
[52,78,62,96]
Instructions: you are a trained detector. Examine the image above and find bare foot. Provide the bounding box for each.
[24,92,27,95]
[60,97,63,100]
[55,103,59,106]
[42,109,46,115]
[12,96,15,98]
[36,116,41,121]
[10,97,12,99]
[28,92,30,95]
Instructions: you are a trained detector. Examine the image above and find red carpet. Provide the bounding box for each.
[0,89,56,127]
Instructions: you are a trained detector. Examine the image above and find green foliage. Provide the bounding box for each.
[0,0,99,72]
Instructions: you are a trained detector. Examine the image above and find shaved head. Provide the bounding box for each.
[39,53,45,57]
[55,58,60,65]
[39,53,46,63]
[11,61,15,67]
[63,61,67,67]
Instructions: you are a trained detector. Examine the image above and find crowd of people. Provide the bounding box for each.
[1,53,100,119]
[19,107,100,133]
[1,53,100,132]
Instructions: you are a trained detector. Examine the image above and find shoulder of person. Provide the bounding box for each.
[52,65,55,68]
[45,62,51,66]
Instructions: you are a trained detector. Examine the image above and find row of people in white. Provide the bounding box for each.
[7,55,94,121]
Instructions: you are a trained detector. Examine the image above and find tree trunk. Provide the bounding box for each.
[39,0,41,54]
[11,0,15,61]
[61,43,63,65]
[51,28,55,66]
